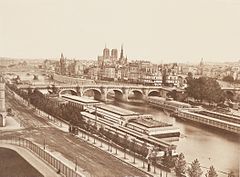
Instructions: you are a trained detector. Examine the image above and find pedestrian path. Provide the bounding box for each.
[0,116,22,131]
[74,132,174,177]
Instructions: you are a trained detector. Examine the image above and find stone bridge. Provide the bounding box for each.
[221,87,240,101]
[18,84,179,102]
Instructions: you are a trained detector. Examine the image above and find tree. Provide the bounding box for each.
[174,153,187,176]
[33,75,38,80]
[141,141,148,156]
[113,131,119,144]
[49,75,54,80]
[223,76,234,83]
[15,75,21,84]
[98,124,104,137]
[228,171,235,177]
[27,87,33,97]
[187,159,203,177]
[162,154,176,168]
[186,72,194,84]
[205,166,218,177]
[186,77,225,104]
[168,90,177,100]
[203,77,225,103]
[51,85,59,94]
[76,85,81,96]
[123,134,128,159]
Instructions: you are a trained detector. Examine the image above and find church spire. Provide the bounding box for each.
[200,57,204,66]
[60,53,64,60]
[120,44,124,59]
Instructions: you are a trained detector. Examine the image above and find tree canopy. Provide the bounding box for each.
[186,77,225,103]
[222,75,234,83]
[174,153,187,176]
[187,159,203,177]
[228,171,235,177]
[205,166,218,177]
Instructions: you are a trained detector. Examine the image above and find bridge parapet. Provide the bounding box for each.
[221,87,240,91]
[17,84,176,101]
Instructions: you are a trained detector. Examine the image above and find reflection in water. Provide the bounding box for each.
[111,100,239,176]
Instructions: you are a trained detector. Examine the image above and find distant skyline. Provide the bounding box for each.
[0,0,240,63]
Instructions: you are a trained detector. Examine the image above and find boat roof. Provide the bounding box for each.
[130,118,171,128]
[61,95,100,104]
[96,104,140,116]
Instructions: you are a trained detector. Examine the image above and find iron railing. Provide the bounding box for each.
[0,136,82,177]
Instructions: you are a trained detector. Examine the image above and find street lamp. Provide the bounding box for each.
[124,134,128,159]
[94,105,97,122]
[110,139,112,152]
[160,170,163,177]
[132,138,136,164]
[75,157,78,171]
[146,146,153,172]
[43,138,46,150]
[93,132,96,144]
[115,129,118,155]
[87,132,90,141]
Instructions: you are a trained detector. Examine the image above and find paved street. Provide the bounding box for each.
[1,90,149,177]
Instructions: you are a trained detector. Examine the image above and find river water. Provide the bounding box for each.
[111,101,239,176]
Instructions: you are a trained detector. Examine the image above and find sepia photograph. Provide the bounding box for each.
[0,0,239,177]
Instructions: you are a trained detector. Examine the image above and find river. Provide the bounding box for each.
[111,100,239,177]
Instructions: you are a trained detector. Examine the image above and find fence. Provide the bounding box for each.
[0,136,82,177]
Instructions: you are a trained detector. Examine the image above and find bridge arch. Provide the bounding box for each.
[106,89,124,101]
[82,88,102,100]
[59,89,77,96]
[128,89,144,100]
[225,90,234,101]
[148,90,160,96]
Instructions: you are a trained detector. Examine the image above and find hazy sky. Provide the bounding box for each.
[0,0,240,63]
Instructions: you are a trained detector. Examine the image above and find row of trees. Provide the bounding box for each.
[186,74,226,104]
[222,76,235,83]
[222,75,240,84]
[174,153,235,177]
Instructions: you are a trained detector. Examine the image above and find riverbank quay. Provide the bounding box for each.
[145,94,240,134]
[175,107,240,134]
